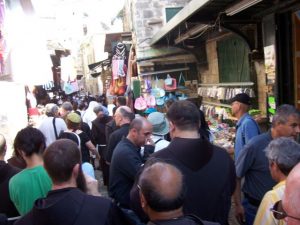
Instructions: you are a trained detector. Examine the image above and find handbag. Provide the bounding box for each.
[151,76,165,98]
[164,74,173,86]
[177,73,186,89]
[164,74,177,91]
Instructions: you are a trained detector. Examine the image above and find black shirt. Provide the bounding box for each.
[0,161,20,217]
[151,137,236,225]
[15,188,128,225]
[109,137,144,208]
[105,123,130,163]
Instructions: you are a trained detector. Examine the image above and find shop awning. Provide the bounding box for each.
[136,46,192,62]
[150,0,297,46]
[88,58,110,70]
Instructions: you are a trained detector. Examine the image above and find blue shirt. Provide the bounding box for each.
[235,131,276,200]
[235,113,260,160]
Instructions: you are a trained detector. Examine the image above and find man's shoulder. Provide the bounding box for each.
[85,194,112,207]
[246,132,271,147]
[114,139,134,155]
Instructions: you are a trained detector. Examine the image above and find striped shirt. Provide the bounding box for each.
[254,180,286,225]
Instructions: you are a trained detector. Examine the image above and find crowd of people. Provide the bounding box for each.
[1,93,300,225]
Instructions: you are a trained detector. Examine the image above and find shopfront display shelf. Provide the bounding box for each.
[199,82,254,87]
[139,67,190,77]
[202,100,231,108]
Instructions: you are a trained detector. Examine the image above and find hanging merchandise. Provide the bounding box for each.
[114,77,126,96]
[177,73,186,89]
[156,97,165,106]
[144,77,152,93]
[63,80,79,95]
[112,42,127,80]
[132,78,141,98]
[134,96,147,111]
[164,74,177,91]
[151,76,165,98]
[112,59,127,79]
[145,94,156,108]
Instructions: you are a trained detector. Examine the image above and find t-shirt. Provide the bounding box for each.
[9,165,52,215]
[38,117,67,147]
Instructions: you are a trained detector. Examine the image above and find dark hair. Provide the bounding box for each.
[138,161,186,212]
[44,139,85,190]
[165,98,176,109]
[72,101,79,111]
[117,96,127,106]
[129,118,144,132]
[14,127,45,157]
[0,134,6,154]
[119,107,135,122]
[166,100,200,131]
[199,109,210,140]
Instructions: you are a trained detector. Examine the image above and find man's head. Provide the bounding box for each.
[59,101,73,119]
[138,161,186,218]
[66,112,81,131]
[44,139,86,191]
[114,106,135,127]
[128,118,153,147]
[93,105,105,118]
[230,93,251,117]
[45,103,59,117]
[0,134,6,159]
[116,96,127,106]
[166,100,200,138]
[265,137,300,181]
[282,162,300,225]
[14,127,45,158]
[272,104,300,139]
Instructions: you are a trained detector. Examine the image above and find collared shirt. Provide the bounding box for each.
[235,113,260,160]
[236,131,276,201]
[254,180,286,225]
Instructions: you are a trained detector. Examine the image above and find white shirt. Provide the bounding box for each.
[152,135,170,152]
[38,117,67,147]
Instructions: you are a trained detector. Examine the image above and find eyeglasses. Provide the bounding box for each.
[270,200,300,221]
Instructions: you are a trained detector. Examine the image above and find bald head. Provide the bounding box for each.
[283,162,300,221]
[138,161,185,212]
[0,134,6,156]
[115,106,134,126]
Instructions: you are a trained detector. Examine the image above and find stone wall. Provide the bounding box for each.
[131,0,191,49]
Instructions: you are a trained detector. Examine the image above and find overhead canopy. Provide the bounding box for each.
[150,0,299,46]
[136,46,194,62]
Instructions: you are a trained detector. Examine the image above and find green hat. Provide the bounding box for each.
[67,112,81,123]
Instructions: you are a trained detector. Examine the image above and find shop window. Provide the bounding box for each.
[217,36,250,82]
[165,7,183,22]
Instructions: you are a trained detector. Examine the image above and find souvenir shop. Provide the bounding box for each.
[101,32,201,115]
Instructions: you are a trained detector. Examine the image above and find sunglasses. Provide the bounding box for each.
[270,200,300,221]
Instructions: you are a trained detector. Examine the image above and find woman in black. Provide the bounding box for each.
[59,112,99,163]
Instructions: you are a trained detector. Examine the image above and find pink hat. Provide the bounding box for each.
[134,96,147,111]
